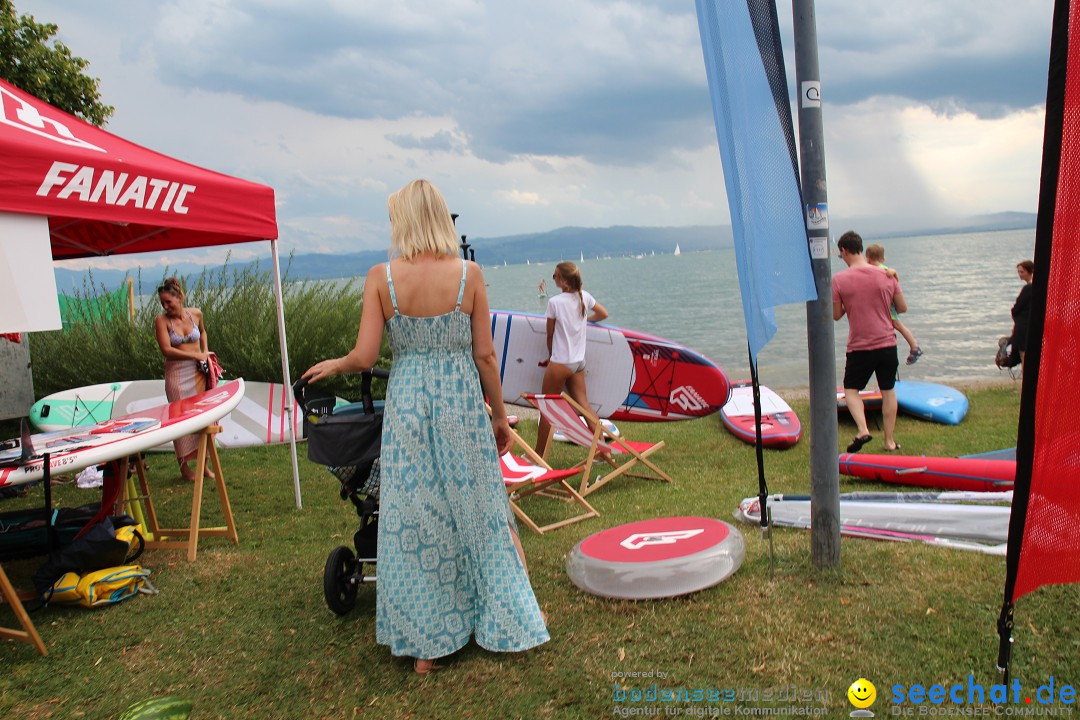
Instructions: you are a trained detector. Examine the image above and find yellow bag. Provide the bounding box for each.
[50,565,154,608]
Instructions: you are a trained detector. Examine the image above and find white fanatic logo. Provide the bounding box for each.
[0,86,106,153]
[620,529,705,550]
[670,385,707,412]
[37,162,197,214]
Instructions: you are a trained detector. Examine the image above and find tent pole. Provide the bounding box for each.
[271,239,303,509]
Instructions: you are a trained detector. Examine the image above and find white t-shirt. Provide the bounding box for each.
[546,290,596,364]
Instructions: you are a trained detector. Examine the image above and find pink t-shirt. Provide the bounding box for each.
[832,265,900,352]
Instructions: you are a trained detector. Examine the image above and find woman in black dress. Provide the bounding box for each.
[1009,260,1035,375]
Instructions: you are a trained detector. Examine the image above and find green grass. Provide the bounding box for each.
[2,382,1077,719]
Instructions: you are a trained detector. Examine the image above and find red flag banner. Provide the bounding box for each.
[1007,0,1080,603]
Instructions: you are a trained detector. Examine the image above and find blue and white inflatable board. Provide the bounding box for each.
[894,381,969,425]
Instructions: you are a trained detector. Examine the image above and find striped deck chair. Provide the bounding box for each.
[523,392,673,497]
[487,405,599,534]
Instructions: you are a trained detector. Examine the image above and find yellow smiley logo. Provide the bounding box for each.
[848,678,877,709]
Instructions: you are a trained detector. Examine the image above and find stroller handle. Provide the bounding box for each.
[293,367,390,415]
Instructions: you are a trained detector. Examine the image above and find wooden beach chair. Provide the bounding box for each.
[523,393,673,497]
[489,406,599,534]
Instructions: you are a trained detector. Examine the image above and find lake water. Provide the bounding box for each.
[480,228,1036,390]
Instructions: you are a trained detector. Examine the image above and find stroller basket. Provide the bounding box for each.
[294,369,388,499]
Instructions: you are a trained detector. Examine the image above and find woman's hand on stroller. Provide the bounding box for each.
[303,358,341,384]
[491,415,512,456]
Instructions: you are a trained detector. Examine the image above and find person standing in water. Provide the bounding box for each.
[534,261,608,457]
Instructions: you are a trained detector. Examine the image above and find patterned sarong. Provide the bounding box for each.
[164,359,207,462]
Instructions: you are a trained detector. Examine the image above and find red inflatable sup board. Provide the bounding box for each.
[491,310,730,422]
[838,452,1015,492]
[836,388,882,412]
[720,380,801,449]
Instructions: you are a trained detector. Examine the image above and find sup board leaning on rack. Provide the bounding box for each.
[1,380,245,488]
[490,310,731,422]
[30,379,307,448]
[720,380,801,449]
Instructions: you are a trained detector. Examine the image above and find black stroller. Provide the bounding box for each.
[294,368,388,616]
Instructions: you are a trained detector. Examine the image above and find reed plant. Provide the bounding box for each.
[26,259,388,403]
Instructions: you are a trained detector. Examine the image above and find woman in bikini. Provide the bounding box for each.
[154,277,213,482]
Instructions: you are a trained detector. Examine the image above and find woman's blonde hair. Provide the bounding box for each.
[554,261,586,317]
[387,179,459,260]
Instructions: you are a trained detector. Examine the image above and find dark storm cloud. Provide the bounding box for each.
[141,0,1052,162]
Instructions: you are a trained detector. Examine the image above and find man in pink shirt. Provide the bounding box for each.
[832,231,908,453]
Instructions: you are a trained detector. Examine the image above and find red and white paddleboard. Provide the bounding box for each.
[720,380,801,449]
[837,387,883,412]
[838,452,1016,492]
[565,516,745,599]
[491,310,731,421]
[0,379,245,488]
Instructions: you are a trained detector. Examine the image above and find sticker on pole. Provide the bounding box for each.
[566,517,745,599]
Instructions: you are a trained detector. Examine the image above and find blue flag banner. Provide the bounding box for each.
[695,0,817,362]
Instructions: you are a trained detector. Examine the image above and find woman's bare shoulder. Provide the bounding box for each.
[465,259,485,282]
[365,262,388,284]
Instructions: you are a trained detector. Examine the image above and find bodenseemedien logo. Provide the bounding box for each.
[848,678,877,717]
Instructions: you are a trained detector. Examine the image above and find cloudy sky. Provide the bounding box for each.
[20,0,1053,269]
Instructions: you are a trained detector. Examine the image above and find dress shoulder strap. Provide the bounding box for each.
[455,259,467,311]
[384,262,399,314]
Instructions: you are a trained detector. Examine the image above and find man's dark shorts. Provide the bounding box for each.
[844,346,899,391]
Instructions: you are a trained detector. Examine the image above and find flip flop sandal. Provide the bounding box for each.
[846,434,873,453]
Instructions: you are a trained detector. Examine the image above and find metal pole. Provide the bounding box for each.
[792,0,840,567]
[271,239,303,510]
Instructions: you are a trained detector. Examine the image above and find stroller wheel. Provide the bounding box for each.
[324,545,360,616]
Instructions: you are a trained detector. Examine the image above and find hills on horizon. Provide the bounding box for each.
[53,211,1036,293]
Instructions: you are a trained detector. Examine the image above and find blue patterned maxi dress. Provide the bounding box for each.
[375,260,550,658]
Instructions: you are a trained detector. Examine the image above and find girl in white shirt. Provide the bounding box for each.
[535,261,608,456]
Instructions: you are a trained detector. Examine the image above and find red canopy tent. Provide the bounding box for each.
[0,78,277,255]
[0,77,306,507]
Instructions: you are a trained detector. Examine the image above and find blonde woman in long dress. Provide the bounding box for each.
[303,179,549,674]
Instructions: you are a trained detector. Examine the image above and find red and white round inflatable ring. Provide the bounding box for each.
[566,516,745,599]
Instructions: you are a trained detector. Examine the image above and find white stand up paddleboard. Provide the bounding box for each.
[31,379,309,449]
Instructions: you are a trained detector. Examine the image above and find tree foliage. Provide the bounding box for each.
[0,0,113,126]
